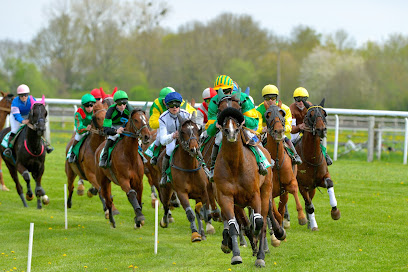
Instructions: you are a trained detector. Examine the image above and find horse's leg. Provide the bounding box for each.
[159,187,172,228]
[31,169,47,209]
[195,201,206,240]
[221,199,242,265]
[101,177,115,227]
[277,192,289,226]
[287,180,307,225]
[301,187,318,231]
[324,176,341,220]
[65,162,77,208]
[16,164,34,201]
[177,191,201,242]
[6,162,27,207]
[268,199,286,247]
[150,185,158,208]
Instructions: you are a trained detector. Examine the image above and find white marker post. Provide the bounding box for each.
[154,199,159,254]
[27,223,34,272]
[64,184,68,229]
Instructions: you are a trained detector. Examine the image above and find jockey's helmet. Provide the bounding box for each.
[91,88,102,99]
[214,75,233,92]
[165,92,183,106]
[233,81,239,92]
[159,87,175,100]
[81,94,97,105]
[202,87,216,100]
[17,84,30,94]
[113,90,128,103]
[293,87,309,98]
[262,84,279,97]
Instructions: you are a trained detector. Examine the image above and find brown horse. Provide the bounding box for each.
[264,104,307,227]
[158,114,211,242]
[213,92,285,267]
[295,99,341,231]
[95,108,150,228]
[0,91,14,191]
[65,102,118,215]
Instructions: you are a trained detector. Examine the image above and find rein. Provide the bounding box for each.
[122,112,148,139]
[0,106,11,112]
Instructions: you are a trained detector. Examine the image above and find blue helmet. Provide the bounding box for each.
[164,92,183,105]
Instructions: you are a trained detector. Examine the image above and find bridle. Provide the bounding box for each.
[303,105,327,137]
[90,109,107,136]
[123,109,148,139]
[28,104,47,132]
[178,119,200,157]
[265,105,286,140]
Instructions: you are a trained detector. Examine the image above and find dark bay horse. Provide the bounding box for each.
[0,91,14,191]
[213,92,285,267]
[158,114,211,242]
[65,102,119,216]
[264,104,307,231]
[295,99,341,231]
[95,108,150,228]
[0,97,49,208]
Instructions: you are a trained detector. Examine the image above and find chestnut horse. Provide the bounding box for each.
[0,91,14,191]
[295,99,341,231]
[158,114,211,242]
[264,104,307,228]
[65,102,118,215]
[213,92,285,267]
[95,108,150,228]
[0,99,49,208]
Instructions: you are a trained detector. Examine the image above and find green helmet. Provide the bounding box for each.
[81,94,97,105]
[113,90,128,102]
[159,87,175,100]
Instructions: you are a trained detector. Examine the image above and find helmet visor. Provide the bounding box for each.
[264,94,277,101]
[294,97,306,103]
[116,99,128,106]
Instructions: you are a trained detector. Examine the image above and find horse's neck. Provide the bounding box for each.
[220,133,244,168]
[121,136,139,157]
[0,112,8,129]
[88,133,105,151]
[26,127,42,149]
[266,134,285,160]
[301,131,322,161]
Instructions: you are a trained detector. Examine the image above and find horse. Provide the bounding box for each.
[0,96,49,208]
[158,113,211,242]
[212,91,285,267]
[295,99,341,231]
[0,91,14,191]
[65,102,119,216]
[264,104,307,228]
[95,108,150,228]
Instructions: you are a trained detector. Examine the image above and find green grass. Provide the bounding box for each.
[1,135,408,272]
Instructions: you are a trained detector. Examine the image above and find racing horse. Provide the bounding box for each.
[95,108,150,228]
[0,91,14,191]
[264,104,307,227]
[295,99,341,231]
[213,90,285,267]
[158,113,212,242]
[0,96,49,208]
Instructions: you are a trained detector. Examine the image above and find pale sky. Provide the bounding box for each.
[0,0,407,46]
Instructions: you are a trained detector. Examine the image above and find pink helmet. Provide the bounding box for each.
[17,84,30,95]
[202,87,216,100]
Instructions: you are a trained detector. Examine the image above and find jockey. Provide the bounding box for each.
[68,94,96,163]
[91,88,103,102]
[149,87,196,165]
[158,92,191,187]
[99,90,134,168]
[289,87,333,165]
[205,75,267,180]
[4,84,53,156]
[196,87,217,130]
[257,84,302,165]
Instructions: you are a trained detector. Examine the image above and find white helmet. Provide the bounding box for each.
[17,84,30,94]
[202,87,216,100]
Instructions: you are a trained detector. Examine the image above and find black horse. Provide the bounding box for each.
[0,98,49,209]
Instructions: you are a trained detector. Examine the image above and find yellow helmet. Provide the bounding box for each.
[293,87,309,98]
[262,84,279,97]
[214,75,233,90]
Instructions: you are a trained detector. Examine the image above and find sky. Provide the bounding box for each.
[0,0,407,46]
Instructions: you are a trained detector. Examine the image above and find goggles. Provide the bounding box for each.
[204,98,211,104]
[263,94,277,101]
[83,102,95,108]
[167,101,181,108]
[18,93,29,97]
[294,97,306,102]
[116,99,128,106]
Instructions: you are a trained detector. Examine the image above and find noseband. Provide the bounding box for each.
[124,110,148,139]
[178,120,199,157]
[28,104,47,131]
[265,106,286,138]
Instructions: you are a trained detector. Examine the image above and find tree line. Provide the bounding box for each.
[1,0,407,110]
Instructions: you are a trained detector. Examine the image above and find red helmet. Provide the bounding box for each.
[202,87,216,100]
[90,88,102,99]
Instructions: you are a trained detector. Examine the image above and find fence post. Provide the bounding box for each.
[376,127,382,161]
[45,104,51,143]
[367,116,375,162]
[404,118,408,165]
[73,105,78,132]
[333,114,339,161]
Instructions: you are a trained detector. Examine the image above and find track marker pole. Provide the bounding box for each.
[27,223,34,272]
[154,199,159,254]
[64,184,68,229]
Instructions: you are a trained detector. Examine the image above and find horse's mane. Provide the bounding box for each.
[93,101,104,111]
[218,107,244,125]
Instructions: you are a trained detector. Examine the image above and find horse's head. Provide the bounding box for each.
[29,102,47,136]
[1,91,14,106]
[102,97,114,109]
[91,102,107,135]
[216,88,242,113]
[303,98,327,138]
[177,112,200,156]
[128,108,150,144]
[265,104,286,142]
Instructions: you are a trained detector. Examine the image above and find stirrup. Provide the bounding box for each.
[258,162,268,176]
[68,153,76,163]
[159,176,167,188]
[326,155,333,166]
[209,168,215,182]
[99,157,108,168]
[150,156,158,165]
[3,148,12,157]
[46,146,54,154]
[293,154,302,165]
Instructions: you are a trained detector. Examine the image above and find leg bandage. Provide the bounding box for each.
[228,218,240,236]
[327,187,338,208]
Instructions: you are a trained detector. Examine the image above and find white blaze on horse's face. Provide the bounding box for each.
[226,119,238,142]
[140,114,147,126]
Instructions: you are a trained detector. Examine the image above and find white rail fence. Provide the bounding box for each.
[19,98,408,165]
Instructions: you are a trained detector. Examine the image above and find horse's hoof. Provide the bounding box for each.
[284,218,291,229]
[112,208,120,216]
[110,222,116,229]
[298,217,307,226]
[195,202,203,214]
[26,193,34,201]
[191,232,201,242]
[331,208,341,220]
[160,218,168,228]
[1,185,10,191]
[231,255,242,265]
[206,223,216,234]
[105,210,109,219]
[168,217,175,223]
[134,223,142,229]
[201,234,207,241]
[151,199,156,208]
[255,259,265,267]
[271,234,281,247]
[77,184,85,196]
[221,244,231,254]
[311,227,319,231]
[41,195,50,205]
[87,190,93,198]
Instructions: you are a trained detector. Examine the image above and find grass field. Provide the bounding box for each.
[0,136,408,272]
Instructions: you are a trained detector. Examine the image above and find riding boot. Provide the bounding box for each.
[150,144,160,165]
[3,132,15,157]
[208,144,219,182]
[99,139,115,168]
[254,145,268,176]
[159,154,170,187]
[285,137,302,165]
[68,140,79,163]
[197,150,211,178]
[325,153,333,166]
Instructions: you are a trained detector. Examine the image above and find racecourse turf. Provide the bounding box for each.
[0,139,407,272]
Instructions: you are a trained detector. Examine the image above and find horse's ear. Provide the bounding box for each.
[30,95,35,106]
[304,101,311,109]
[319,98,325,108]
[244,87,250,96]
[190,98,195,108]
[41,95,45,105]
[1,91,4,97]
[190,111,197,123]
[142,102,148,112]
[217,88,225,104]
[233,87,242,101]
[177,113,185,125]
[278,100,282,108]
[181,100,187,110]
